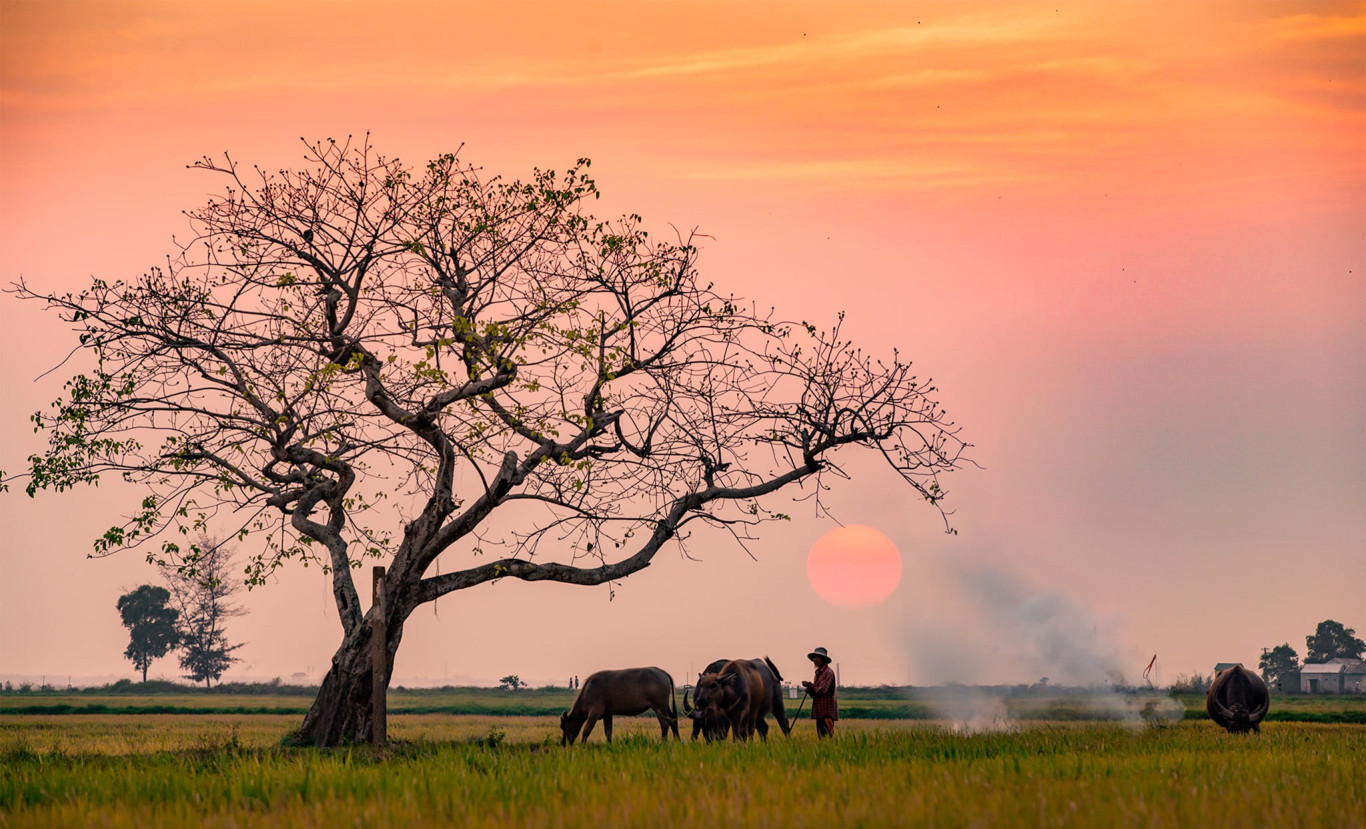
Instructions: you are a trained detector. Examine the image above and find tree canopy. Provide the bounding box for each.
[6,137,967,744]
[162,537,244,687]
[116,585,180,682]
[1257,643,1299,691]
[1305,620,1365,663]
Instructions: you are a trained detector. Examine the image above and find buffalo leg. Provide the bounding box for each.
[655,708,671,741]
[581,714,599,743]
[731,717,748,742]
[603,714,613,743]
[756,718,769,742]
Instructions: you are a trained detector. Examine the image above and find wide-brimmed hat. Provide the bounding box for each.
[808,647,832,663]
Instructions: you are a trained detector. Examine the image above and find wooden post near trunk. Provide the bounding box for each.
[371,565,387,746]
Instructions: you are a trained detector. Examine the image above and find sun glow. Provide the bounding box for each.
[806,525,902,607]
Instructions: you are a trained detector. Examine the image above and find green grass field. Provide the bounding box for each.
[2,712,1363,827]
[5,686,1364,722]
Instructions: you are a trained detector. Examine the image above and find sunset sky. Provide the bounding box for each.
[1,1,1362,689]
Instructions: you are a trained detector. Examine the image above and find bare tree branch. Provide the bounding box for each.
[4,137,968,745]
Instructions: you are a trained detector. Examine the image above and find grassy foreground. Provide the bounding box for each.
[2,715,1363,827]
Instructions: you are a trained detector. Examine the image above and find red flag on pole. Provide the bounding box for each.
[1143,653,1157,682]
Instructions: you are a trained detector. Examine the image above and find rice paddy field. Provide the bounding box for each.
[2,704,1364,828]
[6,685,1364,722]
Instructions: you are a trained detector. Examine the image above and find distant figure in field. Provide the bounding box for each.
[802,646,838,738]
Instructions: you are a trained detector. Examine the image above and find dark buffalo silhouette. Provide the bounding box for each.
[560,666,680,745]
[683,659,735,741]
[683,657,792,741]
[1206,664,1270,734]
[683,658,771,741]
[685,664,737,741]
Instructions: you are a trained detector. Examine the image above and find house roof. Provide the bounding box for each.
[1302,662,1346,674]
[1302,658,1365,675]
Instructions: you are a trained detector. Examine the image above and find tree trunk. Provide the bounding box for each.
[289,611,404,747]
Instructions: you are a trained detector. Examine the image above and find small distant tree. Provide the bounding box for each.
[1258,644,1300,691]
[163,537,244,687]
[1171,672,1211,694]
[116,585,180,682]
[1305,620,1366,663]
[498,674,527,691]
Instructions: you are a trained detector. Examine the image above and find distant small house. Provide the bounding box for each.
[1212,662,1242,674]
[1300,658,1366,694]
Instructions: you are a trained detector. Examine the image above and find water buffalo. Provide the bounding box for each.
[683,657,792,741]
[1206,664,1270,734]
[684,662,738,741]
[683,658,771,741]
[560,666,680,745]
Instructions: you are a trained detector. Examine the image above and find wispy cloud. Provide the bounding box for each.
[597,14,1069,84]
[654,157,1030,190]
[1268,11,1366,41]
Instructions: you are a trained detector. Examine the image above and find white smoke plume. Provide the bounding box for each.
[902,558,1182,730]
[905,563,1128,685]
[927,686,1017,734]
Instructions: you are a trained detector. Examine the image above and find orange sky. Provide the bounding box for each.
[2,1,1363,687]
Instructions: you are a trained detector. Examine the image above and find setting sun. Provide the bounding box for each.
[807,525,903,607]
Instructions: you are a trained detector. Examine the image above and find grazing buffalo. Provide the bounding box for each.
[683,658,769,741]
[1206,664,1270,734]
[560,666,680,745]
[683,659,735,741]
[684,657,792,741]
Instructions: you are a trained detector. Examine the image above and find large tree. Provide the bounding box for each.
[4,138,967,745]
[116,585,180,682]
[1305,620,1365,663]
[163,537,244,687]
[1257,643,1299,691]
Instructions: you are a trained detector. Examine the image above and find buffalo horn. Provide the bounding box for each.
[1215,699,1237,723]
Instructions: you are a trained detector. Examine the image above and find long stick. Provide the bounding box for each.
[792,691,809,722]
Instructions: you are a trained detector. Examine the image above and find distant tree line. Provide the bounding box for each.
[1258,619,1364,691]
[116,537,244,686]
[1169,620,1364,695]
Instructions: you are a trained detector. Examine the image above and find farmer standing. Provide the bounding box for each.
[802,646,838,738]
